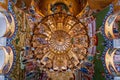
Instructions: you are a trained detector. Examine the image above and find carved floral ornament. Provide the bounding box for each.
[30,13,89,71]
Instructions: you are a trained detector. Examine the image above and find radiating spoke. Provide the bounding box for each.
[30,13,89,71]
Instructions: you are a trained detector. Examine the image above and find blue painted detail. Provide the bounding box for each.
[101,4,114,80]
[4,1,18,79]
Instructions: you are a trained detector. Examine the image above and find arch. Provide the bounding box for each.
[0,46,14,74]
[0,12,15,38]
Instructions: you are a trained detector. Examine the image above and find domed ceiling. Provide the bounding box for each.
[33,0,87,16]
[1,0,120,80]
[31,13,89,71]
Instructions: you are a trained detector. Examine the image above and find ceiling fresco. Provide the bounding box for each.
[0,0,120,80]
